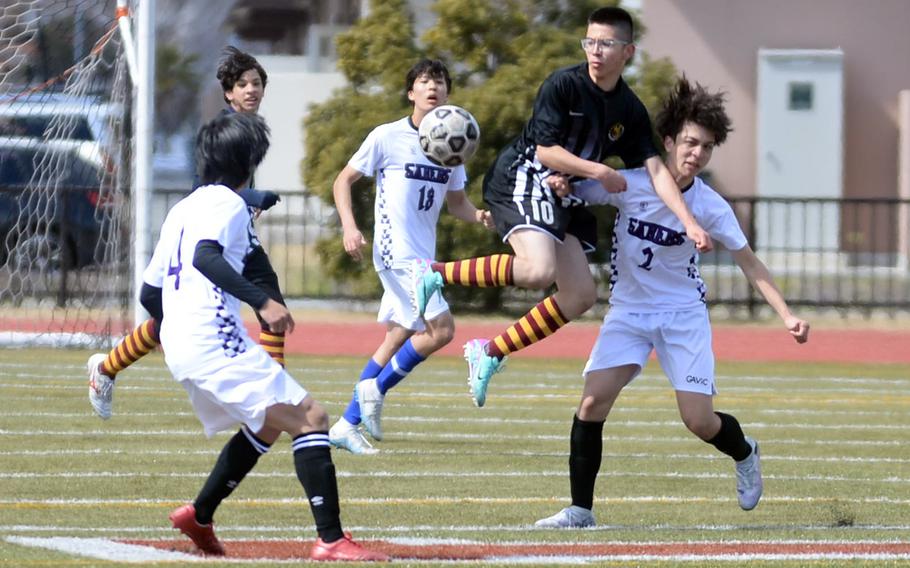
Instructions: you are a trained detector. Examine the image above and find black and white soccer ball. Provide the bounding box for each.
[418,104,480,167]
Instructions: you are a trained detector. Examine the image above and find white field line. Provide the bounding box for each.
[0,428,903,446]
[2,405,908,418]
[1,411,907,430]
[1,495,909,506]
[2,378,906,397]
[2,447,908,464]
[0,469,908,484]
[5,536,202,562]
[7,536,910,565]
[3,359,908,386]
[4,525,910,535]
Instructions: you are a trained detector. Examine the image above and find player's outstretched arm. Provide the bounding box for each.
[731,245,810,343]
[444,191,494,229]
[537,144,627,193]
[644,156,713,252]
[332,165,368,261]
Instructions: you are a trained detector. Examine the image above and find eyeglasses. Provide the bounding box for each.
[581,37,631,52]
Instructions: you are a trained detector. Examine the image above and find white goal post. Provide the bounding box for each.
[0,0,152,348]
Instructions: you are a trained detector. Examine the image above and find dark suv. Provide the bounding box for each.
[0,138,110,269]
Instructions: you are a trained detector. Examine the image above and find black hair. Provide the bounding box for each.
[654,76,732,145]
[588,6,634,42]
[195,112,270,189]
[216,46,268,105]
[405,58,452,99]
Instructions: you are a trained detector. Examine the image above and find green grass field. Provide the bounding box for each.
[0,349,908,566]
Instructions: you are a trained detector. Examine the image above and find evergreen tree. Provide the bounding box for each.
[303,0,676,305]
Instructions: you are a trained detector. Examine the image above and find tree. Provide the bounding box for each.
[302,0,677,304]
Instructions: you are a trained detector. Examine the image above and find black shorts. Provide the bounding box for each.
[485,197,597,253]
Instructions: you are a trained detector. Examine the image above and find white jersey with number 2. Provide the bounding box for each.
[348,116,467,272]
[575,168,748,312]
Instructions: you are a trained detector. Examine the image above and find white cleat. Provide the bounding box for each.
[329,419,378,455]
[355,378,385,441]
[87,353,114,420]
[534,505,596,528]
[735,437,763,510]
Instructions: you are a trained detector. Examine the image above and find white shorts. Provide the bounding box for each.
[377,267,450,331]
[176,346,308,438]
[583,308,716,395]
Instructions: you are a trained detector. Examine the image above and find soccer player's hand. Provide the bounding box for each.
[258,299,295,334]
[546,173,571,197]
[343,227,368,261]
[596,166,627,193]
[686,224,714,252]
[784,315,810,344]
[476,209,495,230]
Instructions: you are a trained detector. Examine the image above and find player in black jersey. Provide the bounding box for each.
[413,6,713,407]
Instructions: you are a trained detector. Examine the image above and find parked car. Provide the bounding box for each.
[0,137,112,270]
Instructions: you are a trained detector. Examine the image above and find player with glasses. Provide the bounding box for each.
[581,37,630,51]
[411,6,712,408]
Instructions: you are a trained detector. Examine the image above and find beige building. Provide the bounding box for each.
[639,0,910,266]
[639,0,910,200]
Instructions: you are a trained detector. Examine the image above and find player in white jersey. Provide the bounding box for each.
[141,112,387,561]
[328,59,493,454]
[535,78,810,529]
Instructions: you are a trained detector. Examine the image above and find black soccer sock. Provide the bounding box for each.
[292,432,343,543]
[569,414,605,511]
[707,412,752,461]
[194,426,271,524]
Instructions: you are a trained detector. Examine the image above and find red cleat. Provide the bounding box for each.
[310,533,390,562]
[168,504,225,556]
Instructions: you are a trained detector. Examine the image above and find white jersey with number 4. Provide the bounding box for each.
[348,116,467,272]
[143,184,259,377]
[575,168,748,312]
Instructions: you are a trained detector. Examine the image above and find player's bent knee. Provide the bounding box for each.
[681,413,715,440]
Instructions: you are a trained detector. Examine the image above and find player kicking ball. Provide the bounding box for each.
[141,112,387,561]
[535,78,810,528]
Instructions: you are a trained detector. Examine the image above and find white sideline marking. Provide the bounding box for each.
[0,428,903,447]
[4,524,910,534]
[1,495,908,506]
[5,536,201,562]
[2,447,908,464]
[1,469,908,484]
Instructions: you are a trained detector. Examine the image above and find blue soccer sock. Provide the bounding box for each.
[342,359,383,425]
[376,339,425,395]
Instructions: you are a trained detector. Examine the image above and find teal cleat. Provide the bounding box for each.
[408,258,444,317]
[463,339,505,408]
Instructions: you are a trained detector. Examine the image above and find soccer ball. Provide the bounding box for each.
[418,104,480,167]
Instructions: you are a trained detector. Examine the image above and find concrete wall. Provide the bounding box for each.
[639,0,910,199]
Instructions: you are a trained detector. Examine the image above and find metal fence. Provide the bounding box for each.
[154,190,910,315]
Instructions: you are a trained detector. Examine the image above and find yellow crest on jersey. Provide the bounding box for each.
[608,123,624,141]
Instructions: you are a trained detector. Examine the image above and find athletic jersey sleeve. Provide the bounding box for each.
[571,178,621,207]
[198,195,251,250]
[701,190,748,251]
[347,125,386,177]
[448,164,467,192]
[528,73,572,148]
[616,96,659,168]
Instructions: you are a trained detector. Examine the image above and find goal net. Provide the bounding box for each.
[0,0,134,347]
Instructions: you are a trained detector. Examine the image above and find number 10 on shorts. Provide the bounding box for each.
[519,199,555,225]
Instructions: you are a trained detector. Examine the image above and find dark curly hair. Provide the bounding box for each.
[216,46,268,105]
[654,77,732,145]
